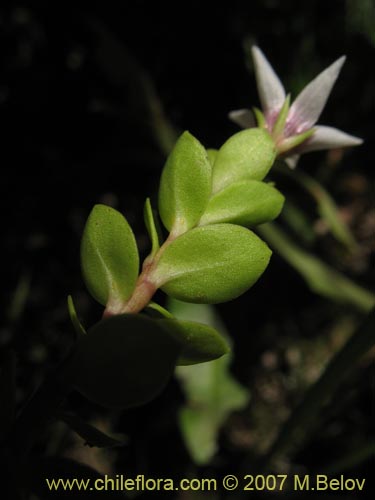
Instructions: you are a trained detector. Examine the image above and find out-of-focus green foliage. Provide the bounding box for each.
[170,300,250,464]
[259,223,374,312]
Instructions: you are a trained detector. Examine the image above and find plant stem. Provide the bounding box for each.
[106,233,177,316]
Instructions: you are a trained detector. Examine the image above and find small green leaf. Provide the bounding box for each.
[67,295,86,336]
[145,302,229,364]
[64,314,180,409]
[152,223,271,303]
[199,180,284,227]
[272,94,290,137]
[58,412,126,448]
[212,128,276,193]
[206,148,218,166]
[158,131,212,235]
[253,107,266,128]
[161,319,229,365]
[144,198,160,258]
[145,301,173,318]
[80,204,139,311]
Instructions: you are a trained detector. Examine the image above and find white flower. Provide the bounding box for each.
[229,46,363,167]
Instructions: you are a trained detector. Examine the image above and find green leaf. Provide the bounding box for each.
[272,94,290,137]
[80,204,139,311]
[259,223,374,312]
[152,223,271,303]
[58,412,126,448]
[199,180,284,227]
[144,197,160,258]
[212,128,276,193]
[161,319,229,365]
[206,148,218,165]
[144,302,229,364]
[158,131,212,235]
[67,295,86,336]
[63,314,180,409]
[145,301,173,318]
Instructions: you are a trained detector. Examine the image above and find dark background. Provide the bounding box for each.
[1,1,374,498]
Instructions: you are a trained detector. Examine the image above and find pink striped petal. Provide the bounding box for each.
[287,56,346,134]
[300,125,363,152]
[251,46,286,115]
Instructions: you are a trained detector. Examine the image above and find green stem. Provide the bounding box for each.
[116,233,177,315]
[260,307,375,470]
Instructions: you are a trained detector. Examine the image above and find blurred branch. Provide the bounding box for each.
[275,164,357,251]
[258,223,374,313]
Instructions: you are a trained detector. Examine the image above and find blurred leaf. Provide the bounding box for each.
[144,198,160,258]
[158,131,212,235]
[276,165,357,250]
[67,295,86,337]
[346,0,375,45]
[258,223,374,312]
[154,223,271,303]
[0,350,16,442]
[81,204,139,309]
[63,314,179,409]
[199,179,284,227]
[170,301,249,464]
[212,129,276,193]
[58,412,126,448]
[280,199,316,245]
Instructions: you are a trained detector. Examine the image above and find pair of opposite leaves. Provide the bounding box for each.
[70,128,284,409]
[82,128,284,309]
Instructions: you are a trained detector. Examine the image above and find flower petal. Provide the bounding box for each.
[251,46,285,115]
[300,125,363,152]
[288,56,346,133]
[228,109,256,128]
